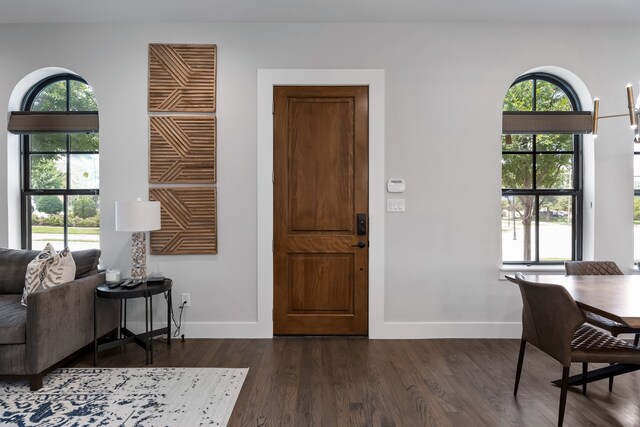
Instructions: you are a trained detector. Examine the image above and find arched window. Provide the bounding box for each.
[502,73,582,264]
[21,74,99,251]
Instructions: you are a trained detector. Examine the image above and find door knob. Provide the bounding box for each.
[352,241,366,248]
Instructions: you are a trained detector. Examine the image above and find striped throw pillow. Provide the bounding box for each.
[21,243,76,306]
[44,247,76,287]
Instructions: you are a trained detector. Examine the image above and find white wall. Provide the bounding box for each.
[0,23,636,338]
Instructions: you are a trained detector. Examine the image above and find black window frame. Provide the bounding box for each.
[502,72,583,264]
[21,74,99,250]
[635,148,640,262]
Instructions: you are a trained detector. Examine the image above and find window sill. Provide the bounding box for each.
[499,264,565,281]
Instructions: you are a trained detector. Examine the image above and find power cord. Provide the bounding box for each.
[165,292,186,342]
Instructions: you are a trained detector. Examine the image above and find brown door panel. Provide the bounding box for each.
[274,86,368,336]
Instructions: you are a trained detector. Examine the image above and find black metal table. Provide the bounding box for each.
[94,278,172,365]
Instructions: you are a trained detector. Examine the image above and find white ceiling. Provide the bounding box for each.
[0,0,637,24]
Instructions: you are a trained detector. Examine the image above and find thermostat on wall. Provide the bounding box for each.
[387,179,406,193]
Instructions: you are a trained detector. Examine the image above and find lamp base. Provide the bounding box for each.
[131,231,147,280]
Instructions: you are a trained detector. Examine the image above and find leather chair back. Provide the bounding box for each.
[514,273,585,366]
[564,261,623,276]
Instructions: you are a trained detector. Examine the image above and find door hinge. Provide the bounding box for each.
[272,101,275,115]
[272,171,275,183]
[272,309,274,320]
[272,240,275,252]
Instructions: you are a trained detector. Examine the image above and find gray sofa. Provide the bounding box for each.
[0,247,118,390]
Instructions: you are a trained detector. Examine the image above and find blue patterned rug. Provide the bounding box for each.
[0,367,248,426]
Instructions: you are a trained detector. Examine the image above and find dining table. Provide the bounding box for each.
[506,273,640,387]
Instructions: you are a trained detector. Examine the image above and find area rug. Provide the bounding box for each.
[0,367,248,426]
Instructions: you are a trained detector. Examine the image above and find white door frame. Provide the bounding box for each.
[256,69,386,337]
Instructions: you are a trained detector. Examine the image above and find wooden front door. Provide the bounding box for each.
[273,86,369,335]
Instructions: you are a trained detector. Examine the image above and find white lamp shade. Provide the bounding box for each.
[115,200,161,232]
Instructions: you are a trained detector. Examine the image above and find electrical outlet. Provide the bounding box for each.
[181,293,191,307]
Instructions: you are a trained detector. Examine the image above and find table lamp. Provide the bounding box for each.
[115,198,161,280]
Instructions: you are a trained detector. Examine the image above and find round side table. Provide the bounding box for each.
[94,278,172,365]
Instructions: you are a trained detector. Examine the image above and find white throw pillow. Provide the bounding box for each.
[44,246,76,287]
[22,243,76,306]
[22,243,56,306]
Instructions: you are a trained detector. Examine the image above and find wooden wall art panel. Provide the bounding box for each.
[149,116,216,184]
[148,43,217,112]
[149,187,217,255]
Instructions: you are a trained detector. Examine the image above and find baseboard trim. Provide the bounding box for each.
[127,321,271,339]
[129,321,521,339]
[369,322,522,339]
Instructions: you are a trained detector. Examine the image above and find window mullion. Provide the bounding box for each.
[63,196,68,249]
[532,79,538,263]
[22,134,33,249]
[65,79,71,247]
[535,195,540,262]
[532,78,537,112]
[572,196,577,260]
[22,136,30,192]
[532,137,537,190]
[66,78,71,111]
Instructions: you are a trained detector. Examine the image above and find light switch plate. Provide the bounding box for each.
[387,199,405,212]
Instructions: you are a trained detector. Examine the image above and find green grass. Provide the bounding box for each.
[33,226,99,235]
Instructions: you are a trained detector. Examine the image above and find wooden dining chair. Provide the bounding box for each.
[564,260,640,391]
[513,273,640,427]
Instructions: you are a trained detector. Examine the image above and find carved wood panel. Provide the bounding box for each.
[287,97,355,233]
[289,254,354,313]
[148,43,217,112]
[149,187,217,255]
[149,116,216,184]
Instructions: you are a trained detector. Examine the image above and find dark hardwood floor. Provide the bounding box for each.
[69,338,640,426]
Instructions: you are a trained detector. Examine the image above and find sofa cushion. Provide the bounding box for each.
[72,249,101,279]
[0,247,100,295]
[0,248,39,294]
[0,294,26,344]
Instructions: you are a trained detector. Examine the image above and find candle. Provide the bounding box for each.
[106,269,121,282]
